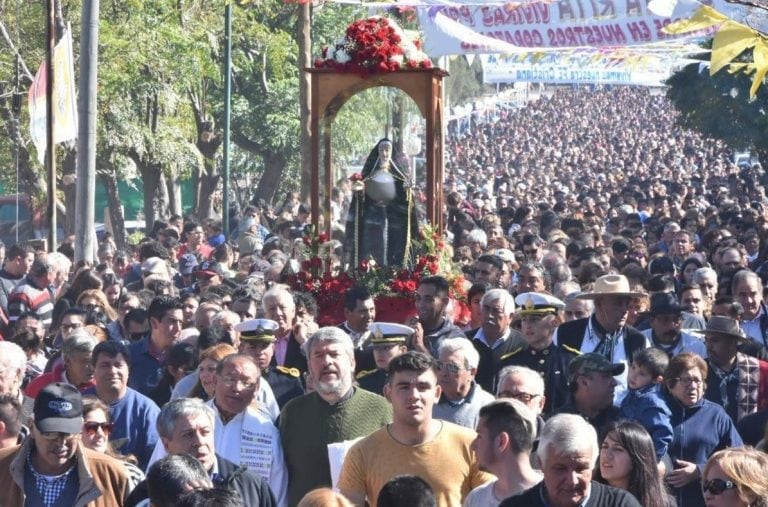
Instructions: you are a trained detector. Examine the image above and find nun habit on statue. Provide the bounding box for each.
[345,138,417,268]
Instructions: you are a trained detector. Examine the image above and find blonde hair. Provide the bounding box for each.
[76,289,118,321]
[297,488,353,507]
[704,447,768,507]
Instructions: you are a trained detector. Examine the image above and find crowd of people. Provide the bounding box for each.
[0,85,766,506]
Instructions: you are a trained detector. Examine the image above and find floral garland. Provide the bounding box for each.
[286,224,468,326]
[314,16,432,75]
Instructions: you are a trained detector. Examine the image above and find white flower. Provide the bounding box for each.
[335,49,351,64]
[390,54,404,65]
[326,47,336,60]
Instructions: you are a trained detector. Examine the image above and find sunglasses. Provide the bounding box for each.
[436,361,466,375]
[83,422,114,435]
[702,478,737,495]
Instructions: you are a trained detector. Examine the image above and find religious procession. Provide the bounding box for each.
[1,0,768,506]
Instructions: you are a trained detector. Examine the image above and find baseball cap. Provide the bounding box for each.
[567,353,625,384]
[194,260,224,278]
[34,383,83,434]
[178,254,198,276]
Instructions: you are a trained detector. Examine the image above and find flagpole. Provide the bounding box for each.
[46,0,56,252]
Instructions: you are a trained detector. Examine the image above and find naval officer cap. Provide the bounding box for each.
[235,318,279,343]
[369,322,414,345]
[515,292,565,316]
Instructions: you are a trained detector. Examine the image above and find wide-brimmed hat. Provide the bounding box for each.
[647,292,687,316]
[692,315,746,341]
[576,274,645,300]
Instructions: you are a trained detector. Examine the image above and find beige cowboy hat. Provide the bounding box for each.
[576,274,645,300]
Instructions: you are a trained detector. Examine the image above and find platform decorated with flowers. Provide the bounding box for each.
[314,16,432,76]
[286,225,468,327]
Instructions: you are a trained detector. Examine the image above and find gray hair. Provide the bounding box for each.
[496,365,544,397]
[537,413,599,467]
[466,229,488,249]
[211,309,239,327]
[303,327,354,359]
[0,342,27,374]
[47,252,72,276]
[156,397,215,440]
[692,267,717,284]
[262,285,295,312]
[481,288,515,315]
[437,337,480,369]
[564,292,595,312]
[732,269,761,293]
[61,333,97,358]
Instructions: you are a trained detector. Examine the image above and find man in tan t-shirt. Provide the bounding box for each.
[338,351,493,506]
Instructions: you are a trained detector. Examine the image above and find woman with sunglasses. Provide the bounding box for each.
[663,353,743,507]
[702,447,768,507]
[80,396,144,491]
[596,421,673,507]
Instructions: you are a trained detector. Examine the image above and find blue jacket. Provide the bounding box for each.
[620,383,673,461]
[665,393,743,507]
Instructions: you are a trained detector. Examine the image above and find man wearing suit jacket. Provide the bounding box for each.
[553,274,647,403]
[262,285,314,374]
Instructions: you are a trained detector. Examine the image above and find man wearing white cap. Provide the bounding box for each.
[499,292,576,416]
[237,318,304,408]
[553,274,648,403]
[356,323,411,396]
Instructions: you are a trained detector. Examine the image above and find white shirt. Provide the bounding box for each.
[208,401,288,507]
[741,306,767,347]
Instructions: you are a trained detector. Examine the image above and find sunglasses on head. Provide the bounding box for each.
[83,422,114,435]
[702,478,737,495]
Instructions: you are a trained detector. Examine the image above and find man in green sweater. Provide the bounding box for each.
[279,327,392,506]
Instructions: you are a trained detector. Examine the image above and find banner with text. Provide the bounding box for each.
[481,52,677,85]
[416,0,716,55]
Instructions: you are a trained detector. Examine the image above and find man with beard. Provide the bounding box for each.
[410,276,466,357]
[641,293,707,358]
[279,328,391,506]
[701,316,768,422]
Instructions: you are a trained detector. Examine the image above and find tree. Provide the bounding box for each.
[666,45,768,167]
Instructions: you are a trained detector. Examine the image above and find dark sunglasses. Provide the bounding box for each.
[701,478,737,495]
[83,422,114,435]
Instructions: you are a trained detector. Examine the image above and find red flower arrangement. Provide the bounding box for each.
[286,224,468,326]
[315,16,432,76]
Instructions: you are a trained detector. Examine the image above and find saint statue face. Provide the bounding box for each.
[378,140,393,166]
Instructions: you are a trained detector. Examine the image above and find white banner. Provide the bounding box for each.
[481,53,672,85]
[416,0,717,55]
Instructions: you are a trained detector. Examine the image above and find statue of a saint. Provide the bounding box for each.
[345,138,416,268]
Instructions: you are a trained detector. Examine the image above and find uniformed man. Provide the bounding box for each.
[498,292,576,416]
[355,322,411,396]
[236,318,304,408]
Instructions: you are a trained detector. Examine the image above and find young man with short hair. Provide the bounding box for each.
[338,351,492,506]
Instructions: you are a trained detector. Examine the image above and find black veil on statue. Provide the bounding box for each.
[344,138,417,269]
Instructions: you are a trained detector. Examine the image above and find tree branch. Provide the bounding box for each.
[0,19,34,84]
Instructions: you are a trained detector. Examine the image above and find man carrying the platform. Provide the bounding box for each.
[337,286,377,373]
[499,292,575,416]
[236,318,304,408]
[356,322,411,396]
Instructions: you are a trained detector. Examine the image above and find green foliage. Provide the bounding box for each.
[666,44,768,154]
[447,55,484,106]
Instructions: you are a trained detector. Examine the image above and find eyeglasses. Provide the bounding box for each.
[437,361,467,375]
[83,422,114,435]
[220,376,258,390]
[38,431,79,442]
[702,478,737,495]
[673,376,704,386]
[497,391,541,403]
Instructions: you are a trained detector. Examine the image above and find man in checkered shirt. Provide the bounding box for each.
[0,382,131,506]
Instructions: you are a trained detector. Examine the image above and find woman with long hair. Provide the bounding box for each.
[187,343,237,400]
[52,267,103,329]
[76,289,119,323]
[597,420,672,507]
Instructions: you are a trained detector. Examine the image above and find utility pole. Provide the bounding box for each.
[46,0,56,251]
[223,3,232,236]
[75,0,100,262]
[298,2,311,201]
